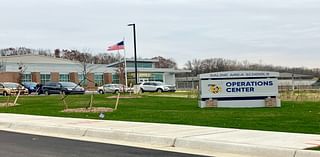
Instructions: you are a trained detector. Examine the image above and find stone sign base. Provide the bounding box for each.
[205,99,218,108]
[265,97,277,107]
[199,98,281,108]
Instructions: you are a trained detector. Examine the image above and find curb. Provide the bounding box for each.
[174,138,296,157]
[85,128,175,146]
[2,122,175,147]
[1,121,320,157]
[9,123,87,136]
[0,121,11,128]
[295,150,320,157]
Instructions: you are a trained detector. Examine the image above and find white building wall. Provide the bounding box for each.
[164,73,175,85]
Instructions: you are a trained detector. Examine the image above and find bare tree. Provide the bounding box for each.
[54,49,61,58]
[17,62,27,84]
[152,56,177,69]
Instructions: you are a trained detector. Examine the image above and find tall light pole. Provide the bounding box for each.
[128,23,138,84]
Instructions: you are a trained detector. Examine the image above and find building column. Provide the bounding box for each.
[31,72,40,84]
[69,72,79,84]
[103,73,112,84]
[86,73,95,90]
[51,72,59,82]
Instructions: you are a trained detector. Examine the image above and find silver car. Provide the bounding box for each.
[0,82,29,96]
[97,84,125,94]
[139,81,176,93]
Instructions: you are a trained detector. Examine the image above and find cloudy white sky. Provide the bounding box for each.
[0,0,319,68]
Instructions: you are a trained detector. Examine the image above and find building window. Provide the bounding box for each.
[133,72,163,82]
[151,73,163,82]
[40,74,51,84]
[94,74,104,86]
[22,74,32,82]
[59,74,69,82]
[78,73,87,85]
[78,73,84,82]
[112,74,119,84]
[127,62,153,68]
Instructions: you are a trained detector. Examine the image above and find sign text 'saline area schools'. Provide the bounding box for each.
[208,72,272,78]
[201,78,278,98]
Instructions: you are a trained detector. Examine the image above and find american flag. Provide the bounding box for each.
[107,41,124,51]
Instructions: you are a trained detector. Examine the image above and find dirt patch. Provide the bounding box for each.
[107,95,142,99]
[0,103,20,107]
[62,107,114,113]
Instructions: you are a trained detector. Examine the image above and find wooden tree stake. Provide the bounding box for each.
[60,94,68,109]
[89,93,93,109]
[6,95,10,107]
[115,92,120,110]
[13,91,21,106]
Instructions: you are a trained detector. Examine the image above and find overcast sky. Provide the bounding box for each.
[0,0,319,68]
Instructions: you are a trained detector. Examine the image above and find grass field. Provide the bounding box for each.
[0,94,319,134]
[308,146,320,151]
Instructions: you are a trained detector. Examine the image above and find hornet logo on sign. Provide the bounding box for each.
[208,84,221,94]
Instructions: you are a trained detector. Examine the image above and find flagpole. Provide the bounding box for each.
[117,49,122,85]
[123,37,128,88]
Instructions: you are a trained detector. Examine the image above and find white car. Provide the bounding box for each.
[139,81,176,93]
[97,84,126,94]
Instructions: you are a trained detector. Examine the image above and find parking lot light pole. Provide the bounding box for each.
[128,23,138,85]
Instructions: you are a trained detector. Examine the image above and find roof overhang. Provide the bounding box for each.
[109,67,191,73]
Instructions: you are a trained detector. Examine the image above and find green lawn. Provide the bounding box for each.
[308,146,320,151]
[0,94,319,134]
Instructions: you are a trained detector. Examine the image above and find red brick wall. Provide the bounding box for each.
[103,73,112,84]
[69,72,79,84]
[31,72,40,84]
[50,72,59,82]
[0,72,20,83]
[86,73,95,90]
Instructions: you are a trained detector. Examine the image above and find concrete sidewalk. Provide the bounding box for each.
[0,113,319,157]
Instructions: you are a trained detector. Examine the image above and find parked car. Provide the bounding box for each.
[39,82,85,95]
[0,82,29,96]
[139,81,176,93]
[97,84,125,94]
[22,82,39,94]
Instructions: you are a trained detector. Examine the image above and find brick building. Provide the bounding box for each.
[0,55,189,89]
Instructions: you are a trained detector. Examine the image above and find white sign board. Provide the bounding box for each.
[201,78,278,98]
[199,71,280,108]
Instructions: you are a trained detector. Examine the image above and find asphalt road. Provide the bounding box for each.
[0,130,209,157]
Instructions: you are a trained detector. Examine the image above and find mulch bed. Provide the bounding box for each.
[107,95,142,99]
[0,103,20,107]
[62,107,114,113]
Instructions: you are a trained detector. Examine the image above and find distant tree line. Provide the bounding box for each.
[0,47,121,64]
[0,47,177,67]
[182,58,320,77]
[0,47,52,56]
[152,56,177,69]
[1,47,319,77]
[54,49,122,64]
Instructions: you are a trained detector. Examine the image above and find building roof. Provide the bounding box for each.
[0,55,80,64]
[106,58,159,67]
[121,67,190,73]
